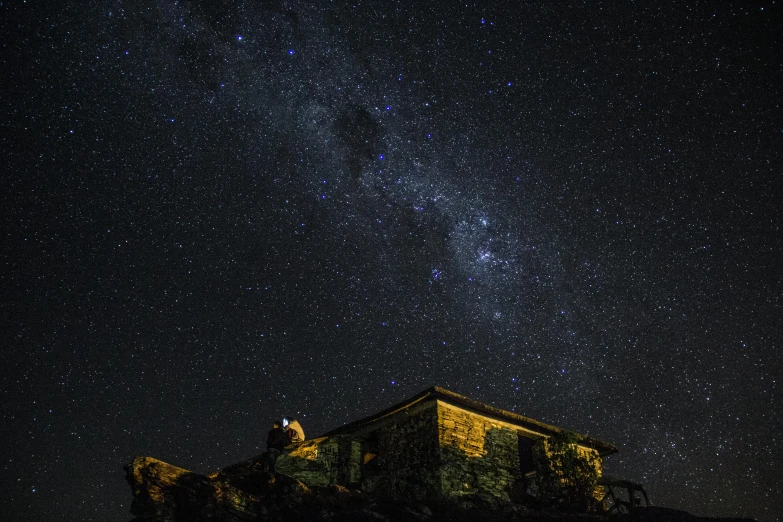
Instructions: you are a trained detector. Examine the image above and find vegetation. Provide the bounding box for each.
[533,430,601,512]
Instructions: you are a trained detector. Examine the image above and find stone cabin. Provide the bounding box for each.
[274,386,617,503]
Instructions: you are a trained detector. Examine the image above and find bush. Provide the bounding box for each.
[533,430,600,512]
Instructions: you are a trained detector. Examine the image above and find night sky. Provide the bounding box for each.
[2,1,781,521]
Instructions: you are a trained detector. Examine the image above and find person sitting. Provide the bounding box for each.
[261,420,290,472]
[282,416,305,443]
[266,420,290,451]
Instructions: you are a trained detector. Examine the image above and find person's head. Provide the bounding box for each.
[282,416,293,427]
[272,420,281,429]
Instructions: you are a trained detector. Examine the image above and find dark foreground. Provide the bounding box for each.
[126,456,755,522]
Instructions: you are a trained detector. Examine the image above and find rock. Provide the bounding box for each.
[125,454,436,521]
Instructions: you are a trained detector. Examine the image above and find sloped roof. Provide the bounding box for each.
[323,386,618,456]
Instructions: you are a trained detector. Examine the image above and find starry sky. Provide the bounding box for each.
[1,1,781,521]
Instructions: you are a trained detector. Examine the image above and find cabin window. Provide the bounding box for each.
[361,433,380,471]
[360,432,381,489]
[518,435,535,475]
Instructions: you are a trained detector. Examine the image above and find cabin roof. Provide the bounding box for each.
[323,386,618,456]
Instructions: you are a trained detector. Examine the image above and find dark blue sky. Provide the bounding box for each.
[2,1,780,520]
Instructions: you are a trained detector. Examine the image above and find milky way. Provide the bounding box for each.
[2,2,780,520]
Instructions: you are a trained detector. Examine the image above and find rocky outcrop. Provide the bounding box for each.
[125,455,757,522]
[125,454,440,521]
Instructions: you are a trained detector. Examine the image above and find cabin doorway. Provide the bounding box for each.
[518,435,535,476]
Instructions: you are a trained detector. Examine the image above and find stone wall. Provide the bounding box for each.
[370,400,441,501]
[275,401,442,497]
[437,401,524,502]
[435,401,607,503]
[336,437,362,487]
